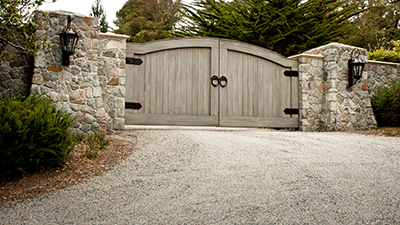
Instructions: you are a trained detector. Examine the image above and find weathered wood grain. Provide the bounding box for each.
[125,38,299,128]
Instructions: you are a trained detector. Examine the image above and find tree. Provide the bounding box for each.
[340,0,400,50]
[114,0,182,43]
[90,0,109,33]
[0,0,54,60]
[176,0,367,56]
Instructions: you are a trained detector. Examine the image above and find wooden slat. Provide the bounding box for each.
[205,48,214,115]
[125,64,134,103]
[210,47,219,117]
[180,49,187,115]
[143,54,151,114]
[150,53,157,114]
[187,48,193,115]
[125,113,218,126]
[266,61,273,117]
[242,54,248,117]
[162,50,169,114]
[219,116,298,128]
[168,50,175,115]
[174,49,181,115]
[219,47,228,123]
[156,51,162,114]
[132,55,145,115]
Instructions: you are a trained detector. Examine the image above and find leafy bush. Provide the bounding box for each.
[371,82,400,127]
[0,93,80,182]
[368,40,400,63]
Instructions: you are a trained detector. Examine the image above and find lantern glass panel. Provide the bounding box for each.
[65,35,77,52]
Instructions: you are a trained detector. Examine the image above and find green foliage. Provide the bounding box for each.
[176,0,367,56]
[368,40,400,63]
[341,1,400,50]
[0,0,56,59]
[0,93,80,183]
[82,132,109,159]
[371,81,400,127]
[114,0,182,43]
[90,0,110,33]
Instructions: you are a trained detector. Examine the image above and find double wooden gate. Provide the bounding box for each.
[125,38,299,128]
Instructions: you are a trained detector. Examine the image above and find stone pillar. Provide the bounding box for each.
[294,43,377,131]
[290,54,324,131]
[31,11,129,134]
[98,33,128,131]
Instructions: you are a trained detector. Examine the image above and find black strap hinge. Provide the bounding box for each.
[284,108,299,115]
[125,102,142,110]
[126,57,143,65]
[284,71,298,77]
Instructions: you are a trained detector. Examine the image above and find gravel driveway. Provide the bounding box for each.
[1,128,400,224]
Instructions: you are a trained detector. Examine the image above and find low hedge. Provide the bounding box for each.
[368,40,400,63]
[371,82,400,127]
[0,93,80,182]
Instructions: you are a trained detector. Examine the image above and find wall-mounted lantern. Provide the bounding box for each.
[59,15,79,66]
[348,48,366,87]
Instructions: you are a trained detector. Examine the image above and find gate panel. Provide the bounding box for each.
[219,40,298,128]
[125,38,298,128]
[125,38,219,126]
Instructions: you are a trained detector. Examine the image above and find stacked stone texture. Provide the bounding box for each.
[294,43,378,131]
[366,61,400,98]
[31,11,128,134]
[292,54,324,131]
[0,45,34,98]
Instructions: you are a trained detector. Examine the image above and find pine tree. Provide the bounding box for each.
[90,0,109,33]
[176,0,367,56]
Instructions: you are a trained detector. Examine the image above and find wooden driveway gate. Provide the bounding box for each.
[125,38,299,128]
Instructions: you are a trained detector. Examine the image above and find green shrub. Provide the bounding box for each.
[368,40,400,63]
[0,93,81,182]
[371,82,400,127]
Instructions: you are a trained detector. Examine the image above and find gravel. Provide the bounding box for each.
[1,128,400,224]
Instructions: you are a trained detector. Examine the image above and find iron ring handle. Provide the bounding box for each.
[211,75,219,87]
[219,76,227,87]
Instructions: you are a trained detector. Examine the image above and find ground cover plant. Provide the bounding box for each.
[371,81,400,127]
[0,93,81,183]
[82,131,110,159]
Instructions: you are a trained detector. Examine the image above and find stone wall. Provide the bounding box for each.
[291,43,379,131]
[367,60,400,98]
[0,45,34,98]
[292,43,400,132]
[31,11,128,134]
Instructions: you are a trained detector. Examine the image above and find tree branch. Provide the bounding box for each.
[0,36,29,52]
